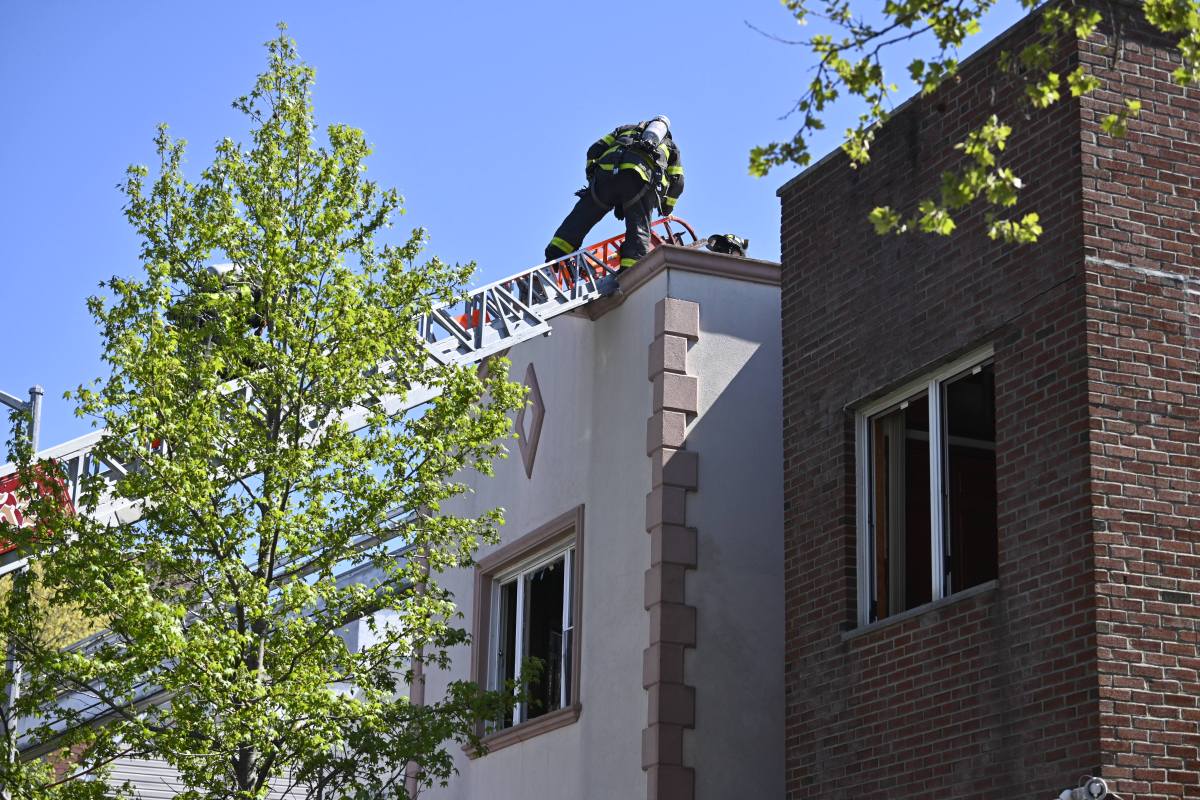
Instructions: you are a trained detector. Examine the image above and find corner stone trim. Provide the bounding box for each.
[643,298,699,800]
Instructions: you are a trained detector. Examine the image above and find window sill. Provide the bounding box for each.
[842,579,999,642]
[464,703,582,759]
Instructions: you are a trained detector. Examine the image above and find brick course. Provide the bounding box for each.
[780,4,1197,797]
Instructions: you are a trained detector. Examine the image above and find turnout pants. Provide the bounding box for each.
[545,169,656,269]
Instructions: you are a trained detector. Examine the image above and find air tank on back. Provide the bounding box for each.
[640,115,671,148]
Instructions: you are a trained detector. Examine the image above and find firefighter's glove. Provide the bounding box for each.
[613,204,625,221]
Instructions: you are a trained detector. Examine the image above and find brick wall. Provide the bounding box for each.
[781,11,1097,799]
[780,4,1199,798]
[1080,8,1200,796]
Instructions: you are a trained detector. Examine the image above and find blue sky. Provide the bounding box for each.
[1,1,1028,450]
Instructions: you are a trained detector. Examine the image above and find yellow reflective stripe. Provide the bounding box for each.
[601,134,616,145]
[620,257,637,268]
[658,143,670,157]
[598,163,617,171]
[664,197,677,207]
[667,166,684,175]
[549,237,576,255]
[618,163,651,181]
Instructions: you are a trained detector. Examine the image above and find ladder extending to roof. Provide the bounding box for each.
[1,217,699,533]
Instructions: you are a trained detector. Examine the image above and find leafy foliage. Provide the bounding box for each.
[1,26,523,800]
[752,0,1200,242]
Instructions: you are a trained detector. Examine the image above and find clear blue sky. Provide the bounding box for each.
[1,1,1028,451]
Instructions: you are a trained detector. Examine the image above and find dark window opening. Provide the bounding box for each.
[524,559,565,720]
[870,394,931,619]
[492,548,574,729]
[944,363,998,594]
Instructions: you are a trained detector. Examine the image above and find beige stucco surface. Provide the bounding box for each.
[423,262,784,799]
[423,271,666,800]
[666,271,785,800]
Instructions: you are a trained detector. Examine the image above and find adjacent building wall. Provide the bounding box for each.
[1080,7,1200,793]
[779,4,1199,798]
[778,12,1099,798]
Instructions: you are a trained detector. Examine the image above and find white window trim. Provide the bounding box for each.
[489,539,575,725]
[854,344,995,627]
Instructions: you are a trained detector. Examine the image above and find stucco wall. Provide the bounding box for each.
[423,272,666,800]
[665,271,785,800]
[420,259,784,800]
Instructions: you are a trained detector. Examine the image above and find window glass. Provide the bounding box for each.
[497,579,518,728]
[524,557,565,720]
[943,364,998,594]
[870,394,931,619]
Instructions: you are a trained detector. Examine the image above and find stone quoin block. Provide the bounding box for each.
[654,297,699,340]
[645,485,688,530]
[649,525,698,568]
[649,333,690,380]
[647,682,696,728]
[653,372,699,416]
[646,765,695,800]
[644,562,688,608]
[652,448,699,490]
[643,642,687,687]
[649,602,696,647]
[642,723,685,768]
[646,411,688,455]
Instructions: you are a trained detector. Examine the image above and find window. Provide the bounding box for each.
[855,348,998,626]
[491,543,574,727]
[471,507,583,746]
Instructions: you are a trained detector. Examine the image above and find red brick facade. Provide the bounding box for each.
[1081,10,1200,795]
[779,5,1198,798]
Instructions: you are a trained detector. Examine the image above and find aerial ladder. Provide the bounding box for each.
[0,216,698,538]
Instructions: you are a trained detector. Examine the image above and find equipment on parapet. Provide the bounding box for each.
[545,118,686,290]
[706,234,750,258]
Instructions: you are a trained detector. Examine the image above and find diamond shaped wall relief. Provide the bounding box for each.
[515,362,544,478]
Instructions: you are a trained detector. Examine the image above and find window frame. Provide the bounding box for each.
[853,345,995,628]
[470,505,584,751]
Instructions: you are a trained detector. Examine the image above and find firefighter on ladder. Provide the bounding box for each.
[544,116,685,296]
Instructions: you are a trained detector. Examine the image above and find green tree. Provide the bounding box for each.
[0,27,523,800]
[750,0,1200,241]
